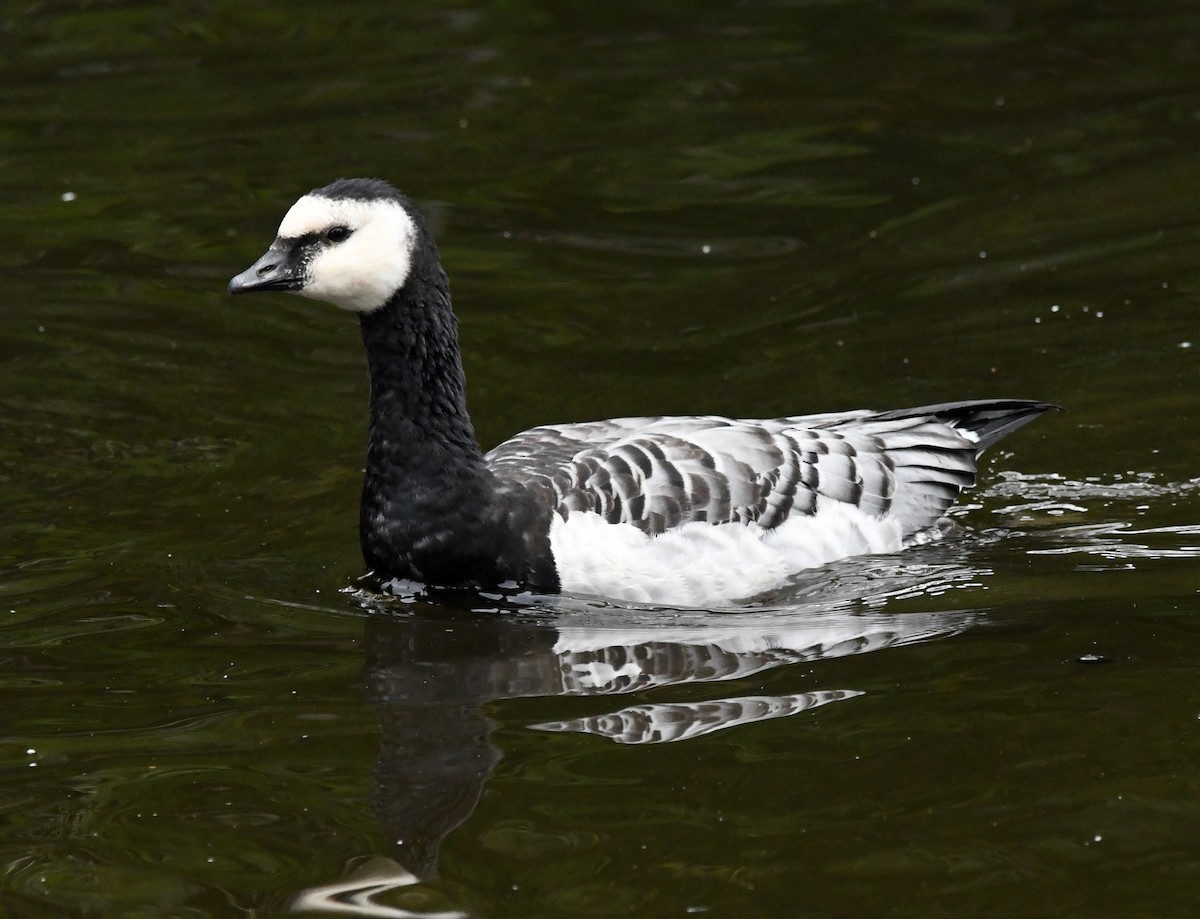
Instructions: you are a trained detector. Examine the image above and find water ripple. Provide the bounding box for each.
[980,471,1200,562]
[1028,523,1200,560]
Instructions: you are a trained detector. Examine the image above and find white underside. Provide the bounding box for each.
[549,502,904,606]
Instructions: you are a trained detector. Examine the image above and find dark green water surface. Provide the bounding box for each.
[4,2,1200,916]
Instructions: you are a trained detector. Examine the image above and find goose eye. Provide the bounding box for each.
[326,226,351,243]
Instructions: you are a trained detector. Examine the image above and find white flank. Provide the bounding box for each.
[549,502,904,606]
[278,195,417,313]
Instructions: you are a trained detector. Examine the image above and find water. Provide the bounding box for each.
[3,1,1200,915]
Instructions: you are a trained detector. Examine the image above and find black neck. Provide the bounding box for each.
[358,264,481,460]
[354,235,559,592]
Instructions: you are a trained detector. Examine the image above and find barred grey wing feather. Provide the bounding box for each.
[486,415,973,539]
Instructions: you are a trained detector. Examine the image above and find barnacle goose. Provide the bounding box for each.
[229,178,1053,606]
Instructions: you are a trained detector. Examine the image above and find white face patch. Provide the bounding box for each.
[277,194,418,313]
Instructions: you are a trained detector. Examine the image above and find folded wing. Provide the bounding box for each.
[485,400,1045,539]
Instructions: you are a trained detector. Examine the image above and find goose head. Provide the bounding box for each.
[229,178,420,313]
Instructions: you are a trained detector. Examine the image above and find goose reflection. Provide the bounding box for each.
[292,559,986,913]
[366,564,982,876]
